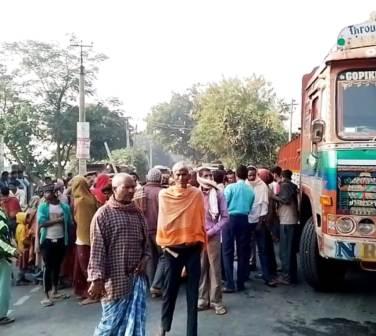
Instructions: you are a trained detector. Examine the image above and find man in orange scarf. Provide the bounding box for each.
[156,162,206,336]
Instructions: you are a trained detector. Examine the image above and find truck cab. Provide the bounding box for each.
[294,15,376,290]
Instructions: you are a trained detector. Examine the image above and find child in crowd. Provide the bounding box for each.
[15,212,31,285]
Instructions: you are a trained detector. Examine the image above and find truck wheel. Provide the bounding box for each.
[300,217,346,291]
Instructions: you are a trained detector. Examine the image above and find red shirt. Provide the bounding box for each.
[1,196,21,219]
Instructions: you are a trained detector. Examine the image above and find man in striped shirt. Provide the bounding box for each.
[88,173,149,336]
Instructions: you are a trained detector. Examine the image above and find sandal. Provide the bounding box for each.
[79,298,99,306]
[0,316,15,325]
[197,304,210,311]
[51,293,70,301]
[214,305,228,315]
[265,280,278,287]
[40,299,54,307]
[150,287,162,298]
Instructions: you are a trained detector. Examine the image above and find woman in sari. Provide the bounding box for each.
[71,176,98,305]
[26,196,41,273]
[91,174,110,206]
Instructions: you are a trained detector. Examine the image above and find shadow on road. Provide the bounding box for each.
[273,268,376,336]
[339,268,376,293]
[275,318,376,336]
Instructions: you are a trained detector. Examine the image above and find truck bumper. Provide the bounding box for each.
[319,233,376,262]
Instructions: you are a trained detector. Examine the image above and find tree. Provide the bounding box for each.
[191,76,287,167]
[111,148,149,181]
[0,64,51,177]
[60,103,129,162]
[2,39,107,177]
[146,88,203,161]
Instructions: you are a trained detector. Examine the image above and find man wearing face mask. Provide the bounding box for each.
[197,167,229,315]
[88,173,149,336]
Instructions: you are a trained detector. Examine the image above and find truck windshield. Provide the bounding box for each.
[337,70,376,139]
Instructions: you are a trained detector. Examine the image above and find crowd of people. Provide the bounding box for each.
[0,162,299,336]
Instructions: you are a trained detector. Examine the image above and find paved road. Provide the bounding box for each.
[2,269,376,336]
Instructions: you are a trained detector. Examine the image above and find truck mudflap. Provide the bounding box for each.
[319,233,376,263]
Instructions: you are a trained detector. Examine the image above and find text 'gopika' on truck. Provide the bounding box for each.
[278,13,376,290]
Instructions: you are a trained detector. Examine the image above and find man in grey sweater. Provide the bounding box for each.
[272,169,299,285]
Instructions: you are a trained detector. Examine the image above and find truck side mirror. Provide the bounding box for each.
[311,119,325,143]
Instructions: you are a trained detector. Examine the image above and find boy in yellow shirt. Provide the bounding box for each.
[15,212,31,286]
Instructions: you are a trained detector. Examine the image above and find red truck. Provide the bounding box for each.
[277,14,376,291]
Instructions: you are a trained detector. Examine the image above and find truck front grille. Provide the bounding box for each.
[337,170,376,216]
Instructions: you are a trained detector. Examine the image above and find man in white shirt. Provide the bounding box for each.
[247,166,277,287]
[17,170,31,202]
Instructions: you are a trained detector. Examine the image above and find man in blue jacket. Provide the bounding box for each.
[223,165,254,292]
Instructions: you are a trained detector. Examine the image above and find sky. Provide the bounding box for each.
[1,0,376,131]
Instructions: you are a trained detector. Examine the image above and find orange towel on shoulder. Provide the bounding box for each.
[156,185,206,247]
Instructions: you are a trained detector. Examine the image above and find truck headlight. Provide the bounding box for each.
[336,217,355,234]
[358,219,375,236]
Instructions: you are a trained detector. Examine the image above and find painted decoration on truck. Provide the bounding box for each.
[323,237,376,262]
[339,70,376,82]
[338,171,376,216]
[337,18,376,50]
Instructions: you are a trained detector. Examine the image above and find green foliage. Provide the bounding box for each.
[111,148,149,180]
[146,88,203,161]
[1,103,52,175]
[1,39,107,177]
[0,37,288,176]
[62,103,128,161]
[87,103,129,160]
[147,76,287,167]
[0,40,133,178]
[0,65,50,177]
[191,76,287,167]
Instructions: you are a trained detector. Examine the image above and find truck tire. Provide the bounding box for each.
[300,217,346,291]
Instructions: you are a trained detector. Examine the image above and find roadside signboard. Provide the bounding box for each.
[76,122,90,159]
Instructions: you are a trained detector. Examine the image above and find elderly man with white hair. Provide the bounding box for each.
[88,173,149,336]
[156,161,206,336]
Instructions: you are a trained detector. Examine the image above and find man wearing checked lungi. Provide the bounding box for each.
[88,173,150,336]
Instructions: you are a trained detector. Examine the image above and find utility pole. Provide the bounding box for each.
[0,110,4,172]
[0,135,4,173]
[71,41,93,175]
[288,99,298,141]
[124,117,131,148]
[0,105,5,173]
